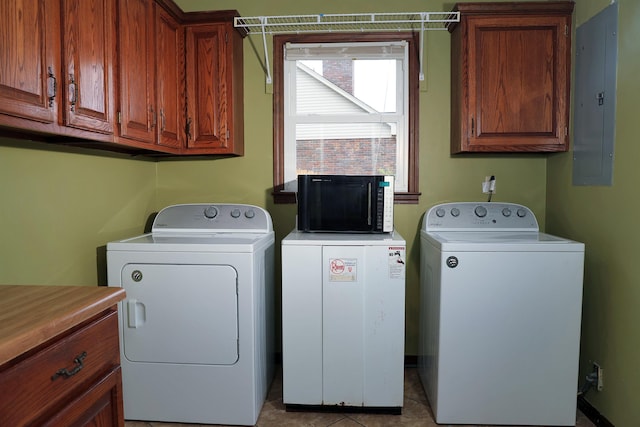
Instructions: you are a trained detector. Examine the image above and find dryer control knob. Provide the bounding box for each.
[502,208,512,217]
[451,208,460,217]
[245,209,255,219]
[204,206,218,219]
[230,208,241,218]
[474,206,487,218]
[517,208,527,218]
[435,208,446,218]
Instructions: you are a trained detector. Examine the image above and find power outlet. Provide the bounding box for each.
[482,176,496,194]
[593,362,604,391]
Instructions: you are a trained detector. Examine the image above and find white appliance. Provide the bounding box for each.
[107,203,275,425]
[418,202,584,426]
[281,230,406,411]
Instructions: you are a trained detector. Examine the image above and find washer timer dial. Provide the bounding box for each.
[203,206,219,219]
[474,206,488,218]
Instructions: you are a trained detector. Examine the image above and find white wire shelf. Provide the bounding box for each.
[234,12,460,35]
[235,12,460,85]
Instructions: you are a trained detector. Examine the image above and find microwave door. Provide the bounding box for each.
[330,183,369,232]
[297,175,385,233]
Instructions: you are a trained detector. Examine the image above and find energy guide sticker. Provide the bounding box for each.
[388,247,406,279]
[329,258,357,282]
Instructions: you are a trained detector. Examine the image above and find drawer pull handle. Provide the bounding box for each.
[51,351,87,381]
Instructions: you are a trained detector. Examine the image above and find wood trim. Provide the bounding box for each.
[272,32,421,205]
[449,1,575,33]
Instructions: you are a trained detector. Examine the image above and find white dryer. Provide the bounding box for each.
[107,203,275,425]
[418,202,584,426]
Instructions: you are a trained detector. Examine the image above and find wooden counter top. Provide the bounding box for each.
[0,285,125,366]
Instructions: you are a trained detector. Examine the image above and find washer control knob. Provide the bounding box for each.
[435,208,446,218]
[245,209,255,219]
[517,208,527,218]
[502,208,512,217]
[451,208,460,217]
[474,206,487,218]
[230,208,241,218]
[204,206,218,219]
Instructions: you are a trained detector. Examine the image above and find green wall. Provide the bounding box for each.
[0,142,157,285]
[547,1,640,425]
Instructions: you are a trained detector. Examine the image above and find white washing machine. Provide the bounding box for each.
[107,203,275,426]
[418,202,584,426]
[281,230,406,411]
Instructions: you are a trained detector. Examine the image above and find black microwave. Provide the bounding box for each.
[297,175,394,233]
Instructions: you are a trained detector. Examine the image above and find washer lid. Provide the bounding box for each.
[422,230,584,252]
[428,231,565,243]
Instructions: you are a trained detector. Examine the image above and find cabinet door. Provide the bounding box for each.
[469,16,569,150]
[0,0,59,123]
[155,7,184,149]
[451,3,573,153]
[185,24,237,152]
[62,0,115,134]
[118,0,156,144]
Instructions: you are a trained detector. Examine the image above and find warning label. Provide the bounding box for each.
[329,258,357,282]
[388,246,406,279]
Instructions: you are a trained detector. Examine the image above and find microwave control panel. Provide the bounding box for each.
[381,175,394,232]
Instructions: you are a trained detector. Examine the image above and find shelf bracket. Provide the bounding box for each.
[260,17,273,85]
[419,13,426,81]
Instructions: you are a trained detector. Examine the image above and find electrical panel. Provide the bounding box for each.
[572,2,618,186]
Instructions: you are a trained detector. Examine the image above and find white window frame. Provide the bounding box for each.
[272,32,421,204]
[282,41,409,192]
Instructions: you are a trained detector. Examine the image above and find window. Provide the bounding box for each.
[273,32,420,203]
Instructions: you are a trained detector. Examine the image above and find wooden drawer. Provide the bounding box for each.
[0,310,120,426]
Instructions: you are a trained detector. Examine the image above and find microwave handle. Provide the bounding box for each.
[367,183,372,225]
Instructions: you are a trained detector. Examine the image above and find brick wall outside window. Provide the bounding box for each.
[296,137,396,175]
[322,60,354,94]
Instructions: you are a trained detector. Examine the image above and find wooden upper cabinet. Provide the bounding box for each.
[118,0,156,144]
[0,1,243,157]
[0,0,60,124]
[155,7,184,149]
[61,0,116,134]
[449,2,574,153]
[185,22,244,155]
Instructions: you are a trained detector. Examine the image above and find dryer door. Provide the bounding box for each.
[121,263,239,365]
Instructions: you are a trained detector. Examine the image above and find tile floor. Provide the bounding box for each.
[124,367,596,427]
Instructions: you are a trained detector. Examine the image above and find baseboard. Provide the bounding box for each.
[577,396,615,427]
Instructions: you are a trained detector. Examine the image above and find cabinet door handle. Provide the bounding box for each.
[160,108,166,132]
[51,351,87,381]
[47,66,57,107]
[150,107,156,129]
[471,117,475,137]
[68,74,78,111]
[186,117,192,141]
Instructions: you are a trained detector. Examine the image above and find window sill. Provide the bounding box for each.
[272,190,420,204]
